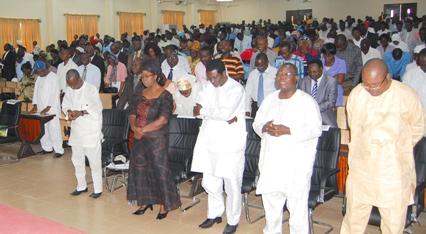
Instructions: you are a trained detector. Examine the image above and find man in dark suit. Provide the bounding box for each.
[85,44,105,92]
[298,59,338,127]
[1,43,17,80]
[126,36,144,75]
[111,41,128,67]
[116,57,144,109]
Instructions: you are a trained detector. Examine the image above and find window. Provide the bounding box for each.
[118,12,145,37]
[199,10,216,27]
[162,11,185,31]
[286,9,312,25]
[0,18,41,54]
[384,3,417,20]
[65,14,98,43]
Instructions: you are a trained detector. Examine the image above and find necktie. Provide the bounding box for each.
[257,73,264,107]
[312,80,318,100]
[167,68,173,81]
[82,66,87,81]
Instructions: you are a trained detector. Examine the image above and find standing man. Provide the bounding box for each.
[245,53,277,117]
[192,59,246,234]
[253,63,322,234]
[335,34,363,88]
[117,57,144,109]
[127,36,144,74]
[62,69,103,199]
[340,59,424,234]
[77,53,101,91]
[219,40,245,82]
[57,48,78,92]
[30,60,64,157]
[250,36,277,71]
[85,44,105,91]
[298,59,338,127]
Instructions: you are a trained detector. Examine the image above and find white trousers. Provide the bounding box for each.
[262,192,309,234]
[202,173,242,225]
[40,117,64,154]
[71,142,103,193]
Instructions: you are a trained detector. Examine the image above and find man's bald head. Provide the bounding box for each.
[66,69,83,90]
[361,59,391,96]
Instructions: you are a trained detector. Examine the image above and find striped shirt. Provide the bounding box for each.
[274,54,305,78]
[222,56,244,81]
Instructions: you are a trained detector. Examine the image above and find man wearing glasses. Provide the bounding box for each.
[341,59,424,233]
[253,63,322,234]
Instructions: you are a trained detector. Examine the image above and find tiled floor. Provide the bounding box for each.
[0,142,425,234]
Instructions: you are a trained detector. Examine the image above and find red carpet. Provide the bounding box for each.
[0,204,85,234]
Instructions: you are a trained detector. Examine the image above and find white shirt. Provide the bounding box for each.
[57,60,78,92]
[161,56,191,82]
[245,65,278,113]
[194,61,208,86]
[406,62,418,72]
[337,29,352,40]
[253,90,322,194]
[77,64,101,91]
[361,47,382,65]
[403,66,426,109]
[32,71,61,116]
[174,82,200,117]
[191,78,247,178]
[234,35,252,53]
[310,74,323,93]
[24,52,34,66]
[62,82,103,147]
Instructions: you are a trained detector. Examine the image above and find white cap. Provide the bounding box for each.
[414,44,425,54]
[391,33,401,42]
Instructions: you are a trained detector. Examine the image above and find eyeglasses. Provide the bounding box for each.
[276,72,296,79]
[362,77,387,91]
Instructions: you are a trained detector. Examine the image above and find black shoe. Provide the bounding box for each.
[70,188,88,196]
[39,150,53,155]
[54,153,64,158]
[198,217,222,228]
[156,211,168,220]
[132,204,153,215]
[89,192,102,199]
[223,224,238,234]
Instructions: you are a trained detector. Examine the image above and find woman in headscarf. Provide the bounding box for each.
[104,53,127,95]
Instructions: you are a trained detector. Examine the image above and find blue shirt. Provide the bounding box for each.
[274,54,305,78]
[384,51,411,80]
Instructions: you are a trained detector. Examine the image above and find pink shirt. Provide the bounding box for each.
[105,62,127,84]
[194,61,207,83]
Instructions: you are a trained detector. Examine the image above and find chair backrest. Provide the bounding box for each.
[0,100,21,138]
[102,109,130,154]
[310,127,341,190]
[414,137,426,186]
[243,118,261,184]
[168,116,201,176]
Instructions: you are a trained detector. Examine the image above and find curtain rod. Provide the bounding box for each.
[197,9,217,12]
[161,10,185,15]
[117,11,147,16]
[64,13,100,17]
[0,17,41,22]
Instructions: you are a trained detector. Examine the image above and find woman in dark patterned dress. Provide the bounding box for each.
[127,59,181,219]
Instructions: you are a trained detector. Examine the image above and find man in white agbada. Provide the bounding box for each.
[57,48,78,92]
[30,60,64,157]
[191,59,246,234]
[403,48,426,134]
[173,74,199,117]
[253,63,322,234]
[62,69,103,198]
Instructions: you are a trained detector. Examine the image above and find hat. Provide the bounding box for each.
[33,60,47,71]
[414,44,425,54]
[177,79,192,91]
[16,40,23,46]
[176,74,196,91]
[391,33,402,42]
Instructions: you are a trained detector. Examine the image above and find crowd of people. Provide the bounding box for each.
[1,12,426,234]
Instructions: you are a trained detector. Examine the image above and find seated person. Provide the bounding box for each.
[384,48,411,81]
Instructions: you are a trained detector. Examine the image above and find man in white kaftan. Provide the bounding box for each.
[191,59,246,234]
[253,63,322,234]
[62,69,103,198]
[31,60,64,157]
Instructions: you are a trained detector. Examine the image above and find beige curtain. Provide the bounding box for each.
[199,10,216,27]
[118,12,144,37]
[0,18,41,54]
[162,11,185,30]
[66,15,98,43]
